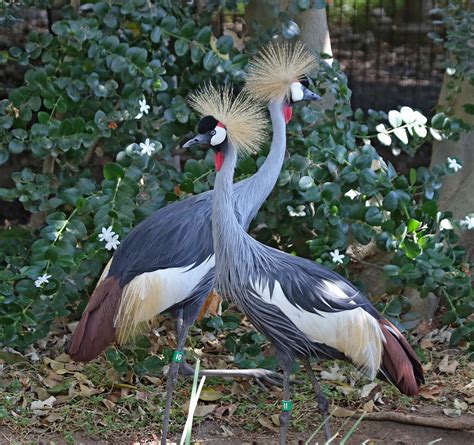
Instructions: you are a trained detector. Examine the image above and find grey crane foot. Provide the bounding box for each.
[179,362,297,387]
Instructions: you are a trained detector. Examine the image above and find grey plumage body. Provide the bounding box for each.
[109,100,286,309]
[210,110,423,443]
[212,109,360,364]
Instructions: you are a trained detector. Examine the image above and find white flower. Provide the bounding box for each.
[460,215,474,230]
[392,147,401,156]
[329,249,345,264]
[135,98,150,119]
[439,218,454,231]
[344,189,360,200]
[447,157,462,172]
[287,205,306,217]
[139,138,156,156]
[34,273,51,288]
[105,234,120,251]
[98,226,120,250]
[98,226,115,243]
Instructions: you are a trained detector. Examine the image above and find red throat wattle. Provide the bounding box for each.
[214,151,224,171]
[283,104,293,124]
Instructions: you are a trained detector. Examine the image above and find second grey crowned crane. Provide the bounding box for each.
[184,84,424,444]
[67,43,320,444]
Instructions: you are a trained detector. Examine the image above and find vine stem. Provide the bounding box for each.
[441,288,462,325]
[109,177,122,228]
[160,29,207,51]
[44,208,78,274]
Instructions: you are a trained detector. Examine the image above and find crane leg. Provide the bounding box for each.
[278,361,293,445]
[302,358,332,442]
[161,309,190,445]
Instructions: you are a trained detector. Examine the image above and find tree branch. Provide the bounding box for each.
[362,412,474,431]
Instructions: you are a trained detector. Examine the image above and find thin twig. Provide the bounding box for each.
[80,137,101,167]
[347,254,385,270]
[361,412,474,431]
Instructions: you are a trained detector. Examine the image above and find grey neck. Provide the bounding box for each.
[235,100,287,226]
[212,140,252,293]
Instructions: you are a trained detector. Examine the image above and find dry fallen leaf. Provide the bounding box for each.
[230,381,245,395]
[54,353,71,363]
[271,414,280,426]
[34,387,49,401]
[331,404,355,418]
[438,355,459,375]
[362,400,375,413]
[420,338,434,349]
[135,391,148,401]
[453,399,468,411]
[79,383,101,398]
[443,408,462,418]
[30,396,56,416]
[199,388,224,402]
[419,386,442,401]
[214,403,237,419]
[194,404,217,417]
[360,382,380,399]
[335,383,356,396]
[257,415,278,432]
[422,361,432,372]
[45,413,63,423]
[321,363,346,382]
[102,399,116,411]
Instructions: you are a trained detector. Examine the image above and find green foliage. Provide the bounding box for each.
[0,0,472,369]
[429,1,474,114]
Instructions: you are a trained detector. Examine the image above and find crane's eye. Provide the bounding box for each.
[210,130,216,136]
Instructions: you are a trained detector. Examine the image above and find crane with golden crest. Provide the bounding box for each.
[184,48,424,443]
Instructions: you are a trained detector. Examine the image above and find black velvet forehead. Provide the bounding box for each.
[300,76,310,88]
[198,115,218,134]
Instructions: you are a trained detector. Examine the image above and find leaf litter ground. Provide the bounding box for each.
[1,315,473,444]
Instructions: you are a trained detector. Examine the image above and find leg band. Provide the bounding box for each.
[172,350,184,363]
[281,400,293,412]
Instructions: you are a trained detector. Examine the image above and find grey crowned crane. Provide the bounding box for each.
[184,84,424,443]
[66,43,320,442]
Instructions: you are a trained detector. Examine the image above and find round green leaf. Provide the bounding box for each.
[175,39,189,56]
[298,175,314,191]
[383,191,399,211]
[9,139,25,154]
[365,206,384,225]
[103,162,124,180]
[151,27,161,43]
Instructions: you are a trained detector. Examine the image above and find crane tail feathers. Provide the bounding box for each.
[379,320,424,396]
[66,276,121,362]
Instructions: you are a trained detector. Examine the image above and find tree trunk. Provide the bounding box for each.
[295,6,333,66]
[245,0,332,61]
[430,77,474,258]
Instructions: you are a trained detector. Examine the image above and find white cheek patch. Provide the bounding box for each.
[290,82,304,102]
[211,126,227,146]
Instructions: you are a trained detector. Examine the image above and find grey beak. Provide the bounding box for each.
[183,133,211,148]
[302,86,321,101]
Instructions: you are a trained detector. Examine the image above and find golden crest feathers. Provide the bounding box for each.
[188,84,268,155]
[244,41,317,102]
